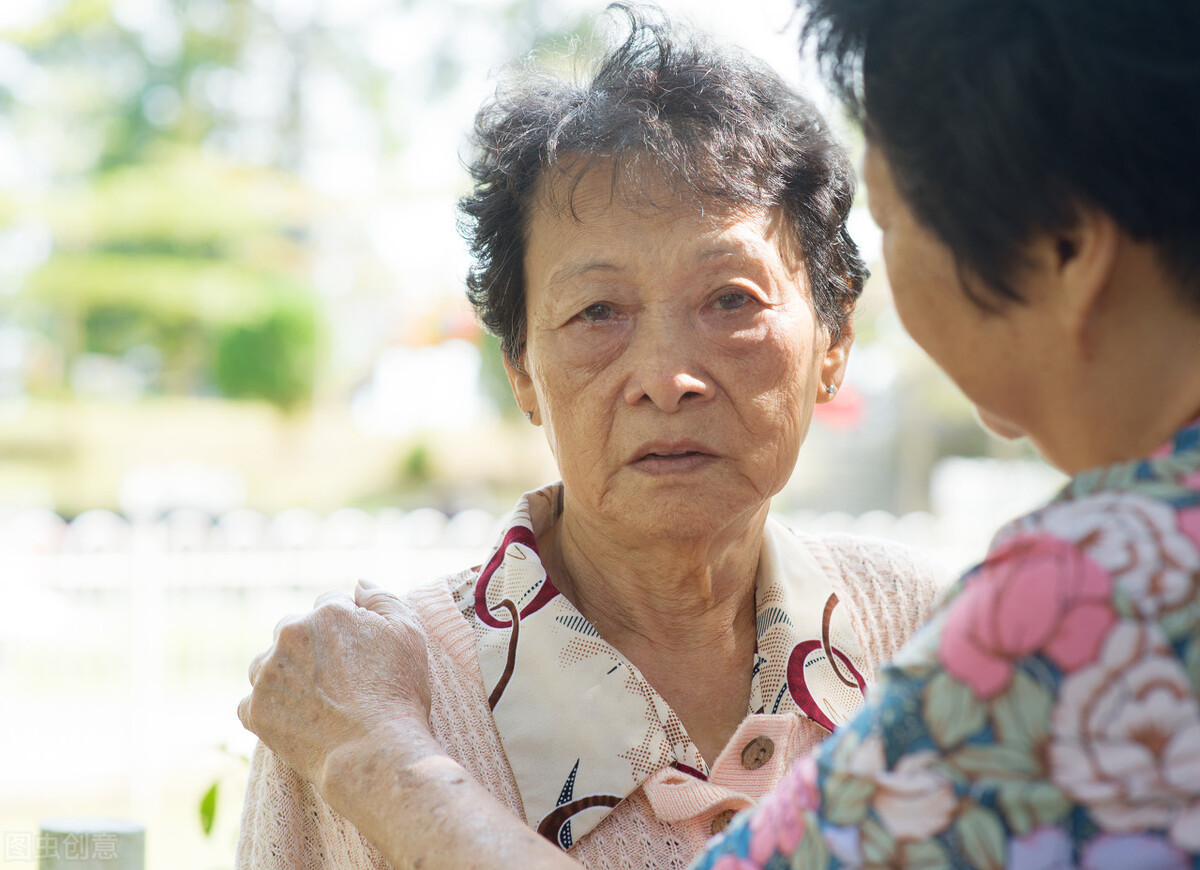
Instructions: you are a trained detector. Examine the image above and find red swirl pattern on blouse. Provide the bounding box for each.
[785,641,867,733]
[473,525,561,628]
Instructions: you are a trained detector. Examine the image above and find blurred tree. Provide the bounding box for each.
[1,0,590,176]
[0,0,589,412]
[18,151,320,406]
[214,294,316,411]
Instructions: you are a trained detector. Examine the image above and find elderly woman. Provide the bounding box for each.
[244,0,1200,867]
[235,8,944,869]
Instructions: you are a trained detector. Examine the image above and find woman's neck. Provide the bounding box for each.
[536,500,764,764]
[540,502,764,650]
[1033,264,1200,475]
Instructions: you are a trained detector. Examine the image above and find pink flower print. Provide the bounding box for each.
[940,534,1116,699]
[1177,505,1200,553]
[1004,493,1200,620]
[1081,834,1190,870]
[1006,827,1074,870]
[1051,621,1200,852]
[710,855,760,870]
[747,756,819,863]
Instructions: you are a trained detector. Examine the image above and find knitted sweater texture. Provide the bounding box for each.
[236,533,944,870]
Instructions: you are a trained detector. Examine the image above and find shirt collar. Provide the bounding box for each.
[1055,417,1200,508]
[991,418,1200,551]
[454,483,870,849]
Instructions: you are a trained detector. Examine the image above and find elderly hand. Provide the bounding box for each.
[237,579,433,792]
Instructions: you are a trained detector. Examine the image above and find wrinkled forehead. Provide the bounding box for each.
[526,153,801,265]
[530,152,750,222]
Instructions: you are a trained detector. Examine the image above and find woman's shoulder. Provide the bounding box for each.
[396,567,477,612]
[964,486,1200,662]
[776,524,952,670]
[372,568,481,664]
[783,525,953,600]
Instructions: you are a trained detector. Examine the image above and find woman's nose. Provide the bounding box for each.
[621,316,715,412]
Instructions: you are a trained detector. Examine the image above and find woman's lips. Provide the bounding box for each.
[631,449,717,474]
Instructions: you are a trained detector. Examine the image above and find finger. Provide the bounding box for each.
[273,612,302,643]
[313,589,353,609]
[248,649,269,686]
[354,579,405,619]
[237,693,253,733]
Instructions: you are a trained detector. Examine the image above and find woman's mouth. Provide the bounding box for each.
[632,447,716,474]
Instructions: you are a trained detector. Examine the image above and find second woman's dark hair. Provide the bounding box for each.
[800,0,1200,309]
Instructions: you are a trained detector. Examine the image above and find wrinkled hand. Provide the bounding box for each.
[237,579,433,791]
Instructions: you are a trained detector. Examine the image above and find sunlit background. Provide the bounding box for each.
[0,1,1064,868]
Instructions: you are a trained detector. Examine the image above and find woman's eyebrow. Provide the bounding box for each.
[693,238,766,263]
[546,259,621,287]
[545,240,767,288]
[694,242,781,280]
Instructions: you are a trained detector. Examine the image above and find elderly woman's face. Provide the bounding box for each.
[506,163,850,539]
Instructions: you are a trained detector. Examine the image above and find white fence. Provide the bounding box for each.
[0,506,501,870]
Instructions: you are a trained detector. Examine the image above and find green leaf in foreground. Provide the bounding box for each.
[200,782,219,836]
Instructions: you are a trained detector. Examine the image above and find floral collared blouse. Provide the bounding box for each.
[694,420,1200,869]
[454,483,885,848]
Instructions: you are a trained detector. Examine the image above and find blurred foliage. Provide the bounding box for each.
[28,253,304,328]
[3,0,332,410]
[4,0,262,172]
[214,298,316,411]
[476,330,521,420]
[19,151,321,408]
[40,152,311,250]
[1,0,590,176]
[399,441,434,485]
[0,0,584,414]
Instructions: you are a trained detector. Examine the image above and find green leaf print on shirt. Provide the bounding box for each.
[923,671,987,749]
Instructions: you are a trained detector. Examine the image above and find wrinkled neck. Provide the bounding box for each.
[537,503,764,656]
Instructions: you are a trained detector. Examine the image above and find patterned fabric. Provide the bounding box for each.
[235,526,945,870]
[452,484,873,848]
[693,420,1200,870]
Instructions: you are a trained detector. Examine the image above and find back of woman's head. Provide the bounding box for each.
[460,3,866,364]
[800,0,1200,309]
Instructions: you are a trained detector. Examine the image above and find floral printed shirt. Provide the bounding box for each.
[693,420,1200,869]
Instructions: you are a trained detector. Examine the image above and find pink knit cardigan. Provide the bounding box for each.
[236,533,944,870]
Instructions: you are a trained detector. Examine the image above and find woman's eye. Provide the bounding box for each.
[714,291,749,311]
[580,303,614,322]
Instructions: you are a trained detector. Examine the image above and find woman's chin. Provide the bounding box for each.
[975,407,1026,440]
[601,480,769,543]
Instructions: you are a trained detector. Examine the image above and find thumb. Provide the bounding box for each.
[354,578,410,622]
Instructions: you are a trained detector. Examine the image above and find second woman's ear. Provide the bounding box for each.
[503,350,539,423]
[1038,207,1120,346]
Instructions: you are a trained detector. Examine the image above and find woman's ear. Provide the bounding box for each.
[1042,208,1120,349]
[502,349,539,424]
[816,316,854,404]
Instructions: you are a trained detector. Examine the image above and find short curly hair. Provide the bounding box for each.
[459,3,867,364]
